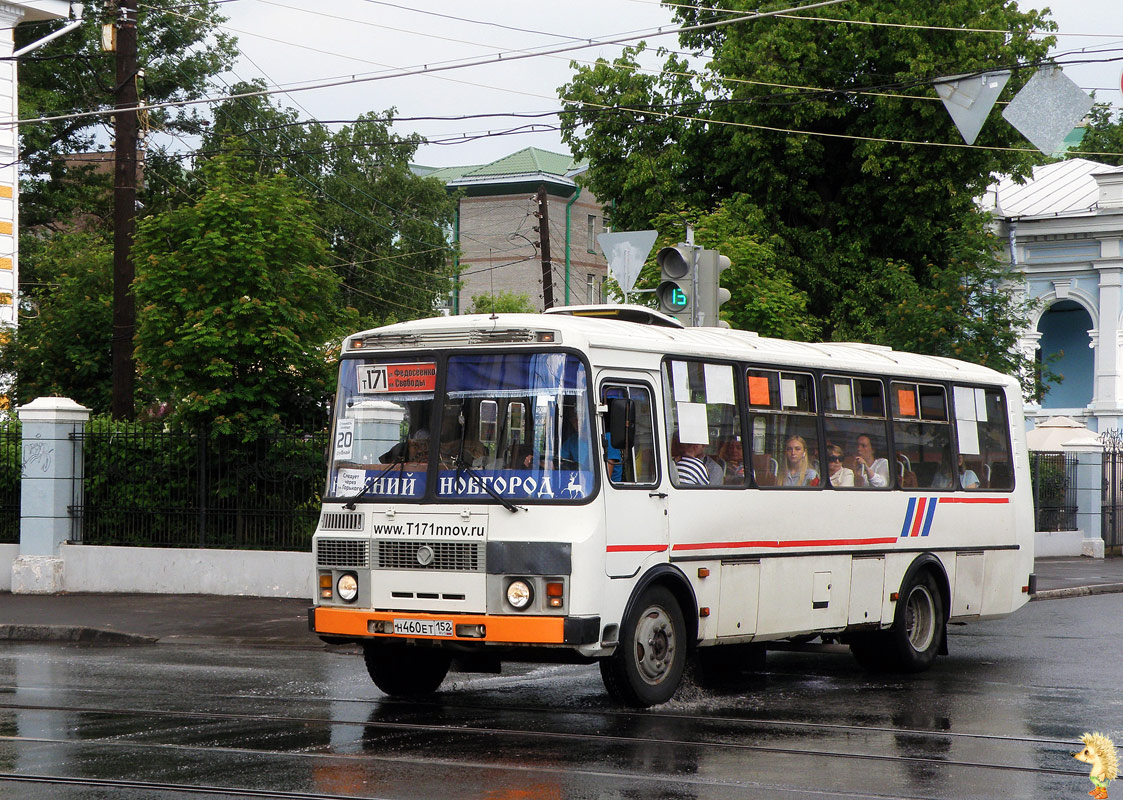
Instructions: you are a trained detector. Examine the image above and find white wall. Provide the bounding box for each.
[1,544,314,598]
[0,543,16,591]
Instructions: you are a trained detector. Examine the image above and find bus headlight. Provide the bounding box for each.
[506,579,533,610]
[337,572,358,603]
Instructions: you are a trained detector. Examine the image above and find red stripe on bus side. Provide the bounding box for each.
[606,544,669,553]
[672,536,899,552]
[910,497,928,538]
[938,497,1010,504]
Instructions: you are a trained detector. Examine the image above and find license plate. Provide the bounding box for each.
[394,618,454,637]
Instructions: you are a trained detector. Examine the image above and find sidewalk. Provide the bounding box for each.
[0,557,1119,647]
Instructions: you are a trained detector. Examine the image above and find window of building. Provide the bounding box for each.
[587,214,596,253]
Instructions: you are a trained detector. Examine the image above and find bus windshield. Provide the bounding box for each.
[327,352,594,503]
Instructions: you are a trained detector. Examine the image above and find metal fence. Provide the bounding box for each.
[1102,430,1123,548]
[0,418,18,544]
[73,423,328,551]
[1029,450,1078,532]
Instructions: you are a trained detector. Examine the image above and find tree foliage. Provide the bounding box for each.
[469,290,536,314]
[132,153,358,433]
[0,230,113,410]
[1074,104,1123,167]
[16,0,238,229]
[560,0,1055,385]
[197,83,458,327]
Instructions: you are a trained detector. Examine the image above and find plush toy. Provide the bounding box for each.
[1074,732,1118,799]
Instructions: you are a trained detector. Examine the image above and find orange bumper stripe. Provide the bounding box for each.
[314,607,566,644]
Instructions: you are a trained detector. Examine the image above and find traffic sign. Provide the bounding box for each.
[597,230,658,298]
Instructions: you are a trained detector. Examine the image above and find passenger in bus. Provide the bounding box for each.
[603,432,623,482]
[826,444,853,487]
[719,438,745,484]
[782,435,819,487]
[854,434,889,488]
[958,455,981,489]
[675,441,711,485]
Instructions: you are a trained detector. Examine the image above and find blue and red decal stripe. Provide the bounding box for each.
[899,495,1011,538]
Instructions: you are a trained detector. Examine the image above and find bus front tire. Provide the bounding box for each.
[363,642,451,696]
[600,586,687,707]
[849,570,945,673]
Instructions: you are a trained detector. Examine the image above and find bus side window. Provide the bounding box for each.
[663,361,742,488]
[822,375,890,489]
[953,385,1013,490]
[601,384,657,487]
[747,369,819,489]
[891,382,953,489]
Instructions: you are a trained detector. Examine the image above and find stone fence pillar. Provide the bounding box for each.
[1066,442,1105,558]
[12,397,90,593]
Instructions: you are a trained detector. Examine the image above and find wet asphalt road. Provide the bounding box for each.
[0,593,1117,800]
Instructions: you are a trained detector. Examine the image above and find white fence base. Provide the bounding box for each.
[5,544,313,598]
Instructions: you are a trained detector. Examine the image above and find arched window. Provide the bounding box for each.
[1038,299,1094,410]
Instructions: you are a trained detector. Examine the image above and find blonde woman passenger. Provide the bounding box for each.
[782,435,819,487]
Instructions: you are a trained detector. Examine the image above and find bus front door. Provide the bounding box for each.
[601,382,668,578]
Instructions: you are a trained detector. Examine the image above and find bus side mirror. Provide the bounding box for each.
[607,398,634,451]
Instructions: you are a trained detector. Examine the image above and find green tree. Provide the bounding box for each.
[131,153,358,433]
[200,87,458,326]
[560,0,1054,383]
[651,199,819,340]
[0,230,113,410]
[469,290,536,314]
[16,0,238,229]
[1074,104,1123,167]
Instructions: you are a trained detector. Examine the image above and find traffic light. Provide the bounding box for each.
[697,249,731,328]
[656,244,695,325]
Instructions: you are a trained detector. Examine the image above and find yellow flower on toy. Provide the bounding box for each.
[1074,732,1118,799]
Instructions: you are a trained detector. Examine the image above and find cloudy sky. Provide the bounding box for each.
[217,0,1123,169]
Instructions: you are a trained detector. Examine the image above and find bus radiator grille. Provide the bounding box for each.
[375,541,484,572]
[317,539,370,568]
[319,512,364,531]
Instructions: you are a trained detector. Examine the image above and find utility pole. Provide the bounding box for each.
[537,184,553,310]
[110,0,138,419]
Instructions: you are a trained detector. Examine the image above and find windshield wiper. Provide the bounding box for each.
[342,452,408,510]
[454,455,522,513]
[451,408,521,513]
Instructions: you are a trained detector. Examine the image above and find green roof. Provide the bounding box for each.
[416,147,585,185]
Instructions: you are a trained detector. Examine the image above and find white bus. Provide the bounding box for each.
[310,306,1034,707]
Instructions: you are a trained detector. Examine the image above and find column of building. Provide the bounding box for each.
[0,4,20,330]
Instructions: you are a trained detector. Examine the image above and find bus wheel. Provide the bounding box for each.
[890,571,944,672]
[849,571,944,673]
[600,586,687,707]
[363,643,451,696]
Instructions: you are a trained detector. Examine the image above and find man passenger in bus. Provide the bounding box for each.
[782,434,819,486]
[854,433,889,488]
[675,441,711,485]
[603,432,623,482]
[826,444,853,487]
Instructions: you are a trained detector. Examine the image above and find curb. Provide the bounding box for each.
[0,624,158,645]
[1031,583,1123,601]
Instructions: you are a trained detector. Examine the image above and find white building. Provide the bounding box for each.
[985,158,1123,432]
[0,0,76,330]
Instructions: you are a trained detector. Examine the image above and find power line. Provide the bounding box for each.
[9,0,851,129]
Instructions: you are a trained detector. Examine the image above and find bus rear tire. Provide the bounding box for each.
[600,586,687,707]
[363,642,451,696]
[850,570,944,673]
